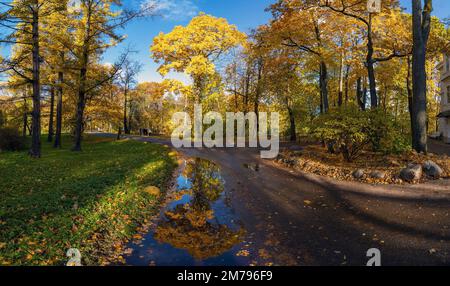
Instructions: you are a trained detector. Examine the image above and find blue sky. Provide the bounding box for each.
[109,0,450,84]
[106,0,275,83]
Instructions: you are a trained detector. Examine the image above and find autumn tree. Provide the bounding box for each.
[0,0,66,157]
[70,0,155,151]
[41,0,74,148]
[264,49,300,141]
[133,82,171,134]
[317,0,403,108]
[84,74,122,136]
[151,13,246,105]
[117,59,142,135]
[268,2,339,113]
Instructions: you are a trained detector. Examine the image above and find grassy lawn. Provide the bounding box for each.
[0,135,178,266]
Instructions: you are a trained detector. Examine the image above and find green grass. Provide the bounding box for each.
[0,135,178,265]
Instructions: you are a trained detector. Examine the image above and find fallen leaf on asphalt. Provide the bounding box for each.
[133,234,143,240]
[236,250,250,257]
[258,249,271,260]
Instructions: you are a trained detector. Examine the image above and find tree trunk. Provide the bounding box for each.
[338,53,344,107]
[406,55,414,136]
[47,86,55,142]
[30,7,41,158]
[287,105,296,142]
[356,77,365,110]
[366,14,378,108]
[363,77,368,109]
[73,67,86,152]
[320,61,329,113]
[244,66,251,113]
[123,89,129,134]
[117,126,122,140]
[411,0,432,153]
[255,58,263,131]
[23,96,28,137]
[234,90,238,112]
[54,67,64,148]
[73,6,92,152]
[128,106,132,134]
[344,65,350,104]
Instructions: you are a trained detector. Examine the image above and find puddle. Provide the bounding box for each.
[124,158,253,266]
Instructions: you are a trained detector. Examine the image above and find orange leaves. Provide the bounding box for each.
[132,234,143,240]
[236,250,250,257]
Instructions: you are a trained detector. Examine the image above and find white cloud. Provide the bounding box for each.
[138,69,192,85]
[142,0,199,21]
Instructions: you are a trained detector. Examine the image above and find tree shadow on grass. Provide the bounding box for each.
[0,139,176,264]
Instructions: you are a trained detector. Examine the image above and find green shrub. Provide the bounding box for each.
[365,109,411,154]
[312,107,371,162]
[0,127,26,152]
[311,106,410,162]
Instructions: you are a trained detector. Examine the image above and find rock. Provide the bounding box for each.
[400,164,422,182]
[352,169,365,179]
[407,163,417,169]
[369,171,386,179]
[143,186,161,197]
[423,160,443,179]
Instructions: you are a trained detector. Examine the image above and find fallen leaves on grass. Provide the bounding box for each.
[143,186,161,197]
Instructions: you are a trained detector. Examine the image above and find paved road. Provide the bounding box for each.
[116,135,450,266]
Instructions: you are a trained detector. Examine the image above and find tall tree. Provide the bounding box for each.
[118,59,142,135]
[267,3,336,113]
[1,0,65,157]
[319,0,402,109]
[151,13,246,105]
[41,2,73,148]
[70,0,154,151]
[411,0,432,153]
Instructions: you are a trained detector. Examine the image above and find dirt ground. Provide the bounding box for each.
[277,141,450,185]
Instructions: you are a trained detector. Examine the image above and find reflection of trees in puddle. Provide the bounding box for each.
[154,158,245,260]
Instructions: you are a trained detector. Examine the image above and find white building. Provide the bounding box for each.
[437,53,450,143]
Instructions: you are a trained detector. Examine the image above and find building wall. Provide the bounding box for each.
[438,53,450,143]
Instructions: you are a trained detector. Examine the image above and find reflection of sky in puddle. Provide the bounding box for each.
[125,158,251,266]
